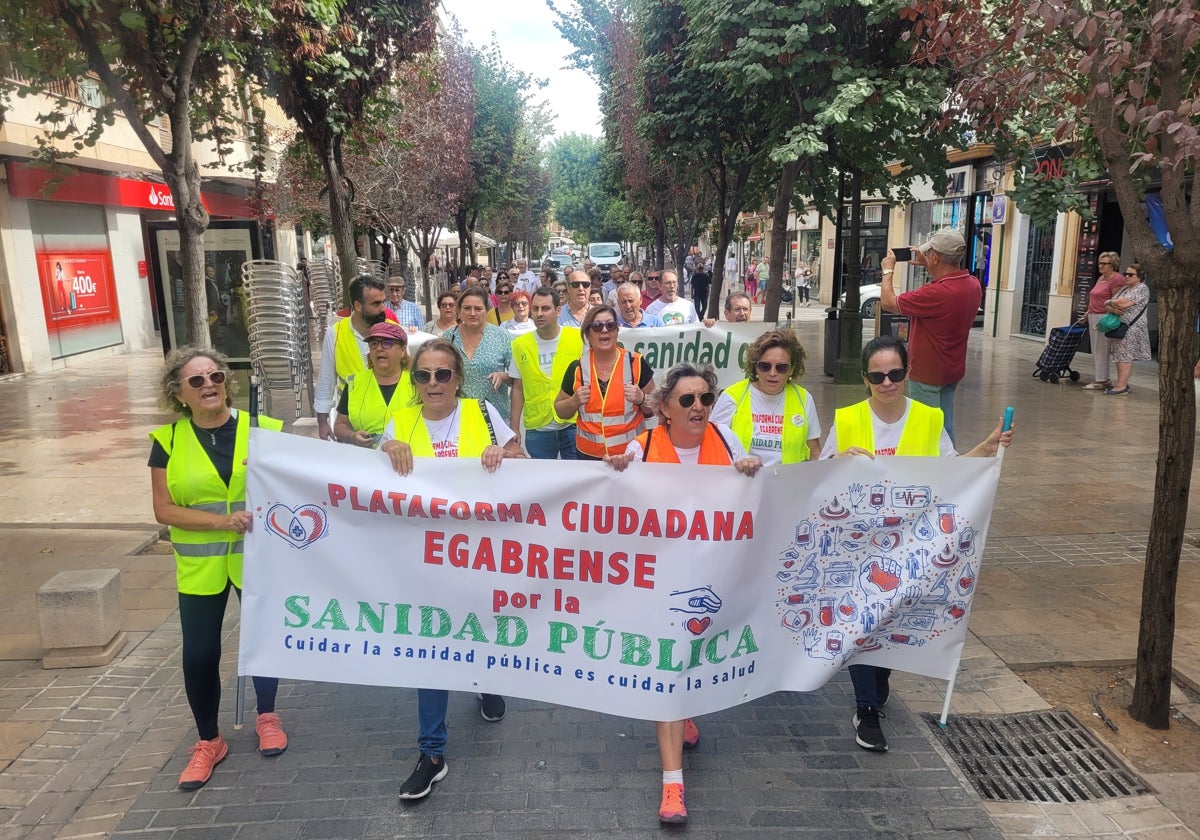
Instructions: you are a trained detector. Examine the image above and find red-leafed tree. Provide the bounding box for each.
[913,0,1199,728]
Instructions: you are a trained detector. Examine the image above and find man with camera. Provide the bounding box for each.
[878,228,981,444]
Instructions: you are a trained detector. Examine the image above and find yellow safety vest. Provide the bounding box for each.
[724,379,812,464]
[833,399,943,456]
[511,327,583,428]
[391,399,497,458]
[345,370,415,436]
[149,410,284,595]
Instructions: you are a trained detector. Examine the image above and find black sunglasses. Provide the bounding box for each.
[570,281,591,288]
[864,368,907,385]
[755,361,791,375]
[412,368,454,385]
[677,392,716,408]
[589,321,618,333]
[184,371,227,389]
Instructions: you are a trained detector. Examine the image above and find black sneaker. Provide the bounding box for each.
[478,693,506,722]
[397,754,447,800]
[853,707,888,752]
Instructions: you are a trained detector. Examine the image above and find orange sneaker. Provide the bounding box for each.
[178,735,228,789]
[256,712,288,756]
[682,717,700,749]
[659,782,687,824]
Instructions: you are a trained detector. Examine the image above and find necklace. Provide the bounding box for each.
[460,329,482,357]
[192,414,229,446]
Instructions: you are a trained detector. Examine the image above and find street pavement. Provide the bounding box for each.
[0,302,1197,839]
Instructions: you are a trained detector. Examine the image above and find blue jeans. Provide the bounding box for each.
[525,426,578,460]
[907,379,959,445]
[417,689,448,757]
[849,664,891,710]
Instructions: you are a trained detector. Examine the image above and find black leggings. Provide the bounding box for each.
[179,582,278,740]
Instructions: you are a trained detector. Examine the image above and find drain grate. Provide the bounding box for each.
[926,709,1153,803]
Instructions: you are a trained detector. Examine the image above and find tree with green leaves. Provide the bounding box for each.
[914,0,1200,730]
[0,0,258,346]
[547,133,619,244]
[454,44,544,267]
[254,0,437,286]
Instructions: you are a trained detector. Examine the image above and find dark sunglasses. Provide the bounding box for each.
[1124,271,1138,276]
[497,288,512,294]
[677,392,716,408]
[412,368,454,385]
[756,361,791,375]
[184,371,227,389]
[589,321,618,333]
[367,338,403,349]
[570,281,591,288]
[864,368,907,385]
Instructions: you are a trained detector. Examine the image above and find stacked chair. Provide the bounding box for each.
[306,258,340,343]
[240,260,314,419]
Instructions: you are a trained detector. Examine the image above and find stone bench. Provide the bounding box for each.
[37,568,127,668]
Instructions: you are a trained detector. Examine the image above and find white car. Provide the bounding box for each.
[842,283,984,325]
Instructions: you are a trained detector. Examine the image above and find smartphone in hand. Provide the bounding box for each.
[892,247,913,262]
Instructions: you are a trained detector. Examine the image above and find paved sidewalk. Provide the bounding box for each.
[0,318,1197,839]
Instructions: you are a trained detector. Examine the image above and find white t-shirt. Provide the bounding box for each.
[380,400,515,458]
[818,399,955,459]
[624,422,748,464]
[507,333,570,431]
[502,319,536,336]
[710,385,822,466]
[645,297,699,325]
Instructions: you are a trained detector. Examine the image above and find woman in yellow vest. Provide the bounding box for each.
[148,347,288,791]
[711,329,822,464]
[332,321,414,447]
[820,334,1013,754]
[379,339,524,800]
[553,305,655,461]
[606,363,763,826]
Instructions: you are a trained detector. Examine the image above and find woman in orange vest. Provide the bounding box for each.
[606,362,763,826]
[554,305,655,460]
[821,334,1013,754]
[379,339,524,800]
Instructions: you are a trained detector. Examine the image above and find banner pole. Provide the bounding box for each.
[235,375,260,730]
[938,673,958,727]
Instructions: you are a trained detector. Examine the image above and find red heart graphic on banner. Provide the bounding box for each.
[685,617,711,635]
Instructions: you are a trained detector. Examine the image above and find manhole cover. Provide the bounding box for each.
[925,709,1153,803]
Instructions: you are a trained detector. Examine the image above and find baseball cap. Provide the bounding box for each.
[919,228,967,257]
[367,322,407,344]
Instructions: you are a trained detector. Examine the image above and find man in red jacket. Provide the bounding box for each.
[879,228,981,445]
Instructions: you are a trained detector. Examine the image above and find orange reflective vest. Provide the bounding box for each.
[636,423,733,465]
[573,348,646,457]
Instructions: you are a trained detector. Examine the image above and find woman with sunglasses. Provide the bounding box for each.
[605,362,761,825]
[486,280,516,325]
[149,347,289,790]
[554,305,655,461]
[711,329,821,465]
[1102,263,1150,396]
[444,287,514,422]
[1082,251,1124,390]
[332,322,413,447]
[819,335,1012,755]
[501,290,536,335]
[379,339,522,800]
[424,290,459,337]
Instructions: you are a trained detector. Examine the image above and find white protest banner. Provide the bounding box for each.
[618,323,776,388]
[241,430,1000,720]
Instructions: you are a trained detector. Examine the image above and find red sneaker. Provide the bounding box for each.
[256,712,288,756]
[682,717,700,749]
[178,735,228,789]
[659,782,688,824]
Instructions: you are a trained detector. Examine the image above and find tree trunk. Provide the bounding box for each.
[764,159,799,323]
[836,170,864,384]
[162,124,211,348]
[652,213,667,271]
[1130,264,1197,728]
[319,140,358,294]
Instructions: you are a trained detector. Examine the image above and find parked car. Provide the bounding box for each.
[842,283,985,326]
